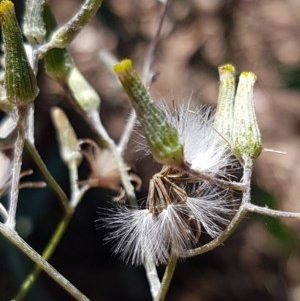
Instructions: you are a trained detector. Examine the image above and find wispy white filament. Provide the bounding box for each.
[102,207,169,265]
[102,101,240,266]
[160,103,233,176]
[101,185,236,265]
[137,101,235,176]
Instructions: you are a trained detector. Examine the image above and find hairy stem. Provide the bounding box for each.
[87,109,137,205]
[36,0,103,59]
[117,110,136,155]
[245,203,300,219]
[144,258,161,299]
[69,159,83,208]
[0,223,90,301]
[6,108,26,229]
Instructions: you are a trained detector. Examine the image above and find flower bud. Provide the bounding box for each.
[43,1,72,82]
[0,0,38,106]
[68,67,100,111]
[51,107,82,165]
[23,0,46,45]
[43,2,100,110]
[49,0,103,49]
[232,72,262,159]
[113,59,184,167]
[214,64,236,142]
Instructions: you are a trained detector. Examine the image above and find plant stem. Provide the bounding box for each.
[87,109,137,205]
[245,203,300,219]
[68,159,82,208]
[155,255,177,301]
[144,257,161,299]
[36,0,103,58]
[141,0,168,84]
[12,213,72,301]
[0,223,90,301]
[181,157,253,257]
[117,110,136,155]
[14,148,88,301]
[25,141,71,214]
[6,108,26,229]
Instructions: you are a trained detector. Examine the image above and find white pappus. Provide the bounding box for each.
[100,101,241,266]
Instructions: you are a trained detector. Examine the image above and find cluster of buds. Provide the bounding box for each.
[100,60,262,266]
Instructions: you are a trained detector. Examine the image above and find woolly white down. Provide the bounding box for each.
[101,102,239,266]
[159,102,233,176]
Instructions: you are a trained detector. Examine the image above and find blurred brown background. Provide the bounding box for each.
[2,0,300,300]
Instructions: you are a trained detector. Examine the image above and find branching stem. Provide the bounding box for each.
[13,213,72,301]
[0,223,90,301]
[181,157,253,258]
[245,203,300,219]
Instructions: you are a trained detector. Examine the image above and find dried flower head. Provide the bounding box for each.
[79,139,141,199]
[100,102,240,265]
[79,139,123,192]
[102,165,237,266]
[101,63,261,267]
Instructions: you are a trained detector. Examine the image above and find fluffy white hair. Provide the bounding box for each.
[101,102,239,266]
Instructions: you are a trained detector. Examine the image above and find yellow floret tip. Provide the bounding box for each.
[240,71,257,82]
[113,59,133,74]
[0,0,14,16]
[219,64,236,75]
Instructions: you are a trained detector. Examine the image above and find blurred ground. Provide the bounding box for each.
[2,0,300,300]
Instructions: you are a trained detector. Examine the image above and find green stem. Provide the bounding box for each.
[25,140,71,214]
[13,213,72,301]
[0,223,90,301]
[155,255,177,301]
[14,144,88,301]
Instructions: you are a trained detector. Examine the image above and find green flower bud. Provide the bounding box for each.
[49,0,103,49]
[68,67,100,111]
[23,0,46,45]
[214,64,236,142]
[0,0,38,105]
[43,1,72,82]
[232,72,262,159]
[44,47,73,83]
[51,107,82,165]
[113,59,184,167]
[43,2,100,110]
